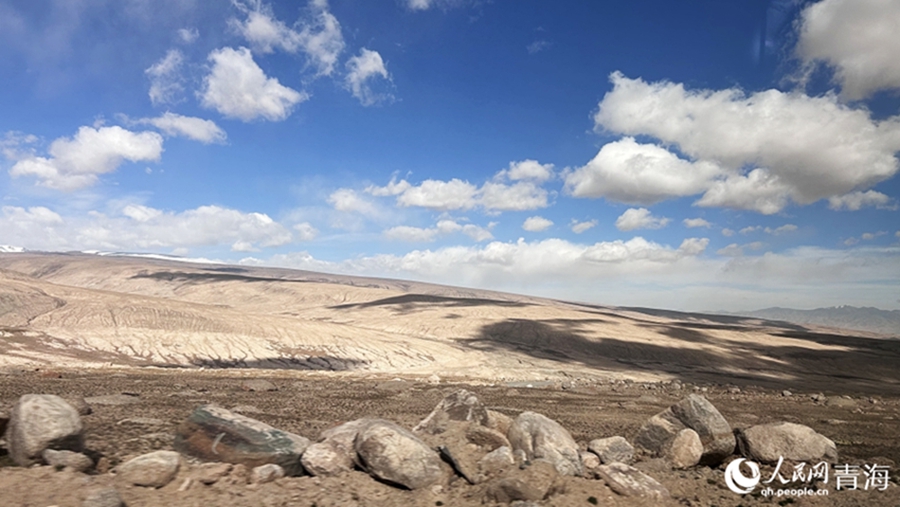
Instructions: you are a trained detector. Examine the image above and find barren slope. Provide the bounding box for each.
[2,252,899,394]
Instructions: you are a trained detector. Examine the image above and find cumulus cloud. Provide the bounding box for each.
[370,163,552,213]
[716,241,766,257]
[615,208,670,232]
[683,218,711,229]
[382,219,493,243]
[7,126,163,191]
[522,216,553,232]
[828,190,896,210]
[721,228,735,237]
[200,47,307,121]
[396,179,478,211]
[592,72,900,213]
[565,137,722,205]
[328,188,379,215]
[796,0,900,100]
[0,204,292,252]
[345,48,392,106]
[145,49,185,106]
[231,0,345,76]
[570,219,597,234]
[405,0,470,11]
[137,112,226,144]
[503,159,554,182]
[765,224,798,235]
[293,222,318,241]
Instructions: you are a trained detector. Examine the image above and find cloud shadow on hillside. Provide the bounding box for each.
[461,317,900,396]
[330,294,531,314]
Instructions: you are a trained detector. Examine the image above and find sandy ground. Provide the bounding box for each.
[0,368,898,506]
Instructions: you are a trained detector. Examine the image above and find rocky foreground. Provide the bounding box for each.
[2,371,898,507]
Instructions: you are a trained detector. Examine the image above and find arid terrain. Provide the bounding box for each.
[1,252,899,506]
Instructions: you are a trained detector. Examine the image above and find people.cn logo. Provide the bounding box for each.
[725,458,762,494]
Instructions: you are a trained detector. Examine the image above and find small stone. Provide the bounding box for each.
[82,487,124,507]
[354,419,443,489]
[117,450,181,488]
[7,394,84,466]
[42,449,94,473]
[579,451,600,470]
[485,461,559,503]
[736,422,838,464]
[594,462,669,499]
[508,411,583,476]
[782,390,793,397]
[251,463,285,484]
[588,436,634,464]
[177,477,192,492]
[241,379,277,392]
[666,429,702,469]
[193,462,233,485]
[413,389,488,434]
[465,424,510,451]
[478,446,516,478]
[485,410,513,436]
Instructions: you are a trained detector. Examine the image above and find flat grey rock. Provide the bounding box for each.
[117,450,181,488]
[595,462,669,500]
[737,422,838,464]
[354,418,443,490]
[588,436,634,464]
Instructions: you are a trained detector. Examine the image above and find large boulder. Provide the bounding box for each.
[354,419,443,489]
[174,404,309,476]
[413,389,488,434]
[117,450,181,488]
[507,411,583,476]
[301,419,367,477]
[588,436,634,464]
[484,461,560,504]
[667,429,702,469]
[6,394,84,466]
[635,394,734,465]
[736,422,838,464]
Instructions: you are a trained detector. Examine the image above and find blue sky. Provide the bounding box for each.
[2,0,899,312]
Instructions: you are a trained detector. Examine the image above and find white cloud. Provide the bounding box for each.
[8,126,163,191]
[861,231,886,241]
[345,48,392,106]
[615,208,670,232]
[405,0,470,10]
[828,190,896,210]
[383,219,493,243]
[366,177,411,197]
[479,181,548,211]
[138,113,226,144]
[796,0,900,100]
[177,27,199,44]
[716,241,766,257]
[0,204,292,252]
[200,47,307,121]
[594,72,900,213]
[328,188,379,215]
[230,0,345,76]
[504,159,554,182]
[570,219,597,234]
[565,137,722,205]
[383,225,438,242]
[765,224,798,235]
[522,216,553,232]
[230,0,303,54]
[740,226,760,235]
[145,49,185,106]
[383,177,548,213]
[721,228,735,237]
[293,222,318,241]
[396,179,478,211]
[683,218,711,228]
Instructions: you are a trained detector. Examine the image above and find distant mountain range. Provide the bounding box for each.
[722,306,900,337]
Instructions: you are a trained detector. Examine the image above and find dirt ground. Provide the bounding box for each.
[1,367,898,507]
